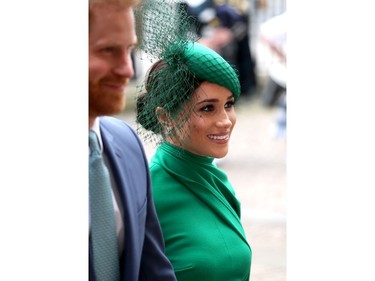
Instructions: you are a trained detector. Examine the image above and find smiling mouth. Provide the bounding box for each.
[208,134,229,141]
[102,80,128,91]
[104,83,125,90]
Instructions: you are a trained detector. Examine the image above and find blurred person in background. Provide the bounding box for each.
[181,0,258,99]
[259,11,287,139]
[136,41,252,281]
[89,0,177,280]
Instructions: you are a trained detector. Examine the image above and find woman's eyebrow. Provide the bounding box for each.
[196,95,234,105]
[196,98,219,105]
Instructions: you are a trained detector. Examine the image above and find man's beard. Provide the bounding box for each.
[89,79,128,117]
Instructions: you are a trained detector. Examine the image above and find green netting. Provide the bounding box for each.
[134,0,197,63]
[134,0,241,146]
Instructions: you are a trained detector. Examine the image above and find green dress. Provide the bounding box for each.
[150,142,251,281]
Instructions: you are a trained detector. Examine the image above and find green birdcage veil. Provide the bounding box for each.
[134,0,241,146]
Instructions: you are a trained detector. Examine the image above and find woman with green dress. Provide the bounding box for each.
[136,41,251,281]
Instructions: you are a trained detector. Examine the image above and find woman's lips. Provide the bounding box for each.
[207,134,230,143]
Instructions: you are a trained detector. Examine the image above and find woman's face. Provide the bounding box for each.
[169,81,237,158]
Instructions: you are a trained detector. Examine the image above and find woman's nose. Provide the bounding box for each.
[216,112,232,128]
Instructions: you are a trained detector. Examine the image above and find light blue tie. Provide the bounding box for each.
[89,130,120,281]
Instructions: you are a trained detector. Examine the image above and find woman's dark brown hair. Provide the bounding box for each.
[136,59,201,135]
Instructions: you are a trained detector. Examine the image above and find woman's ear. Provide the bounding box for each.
[155,106,168,125]
[156,106,174,137]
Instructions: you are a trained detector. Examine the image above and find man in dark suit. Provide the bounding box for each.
[89,0,176,280]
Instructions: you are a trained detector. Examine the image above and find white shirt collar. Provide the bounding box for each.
[91,117,103,152]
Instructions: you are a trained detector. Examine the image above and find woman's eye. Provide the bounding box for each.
[200,105,214,112]
[225,101,235,109]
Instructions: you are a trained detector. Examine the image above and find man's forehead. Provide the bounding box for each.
[89,4,134,31]
[89,0,136,9]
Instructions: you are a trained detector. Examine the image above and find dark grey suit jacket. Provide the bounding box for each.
[90,116,176,281]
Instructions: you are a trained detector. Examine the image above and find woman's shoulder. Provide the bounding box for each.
[149,160,176,188]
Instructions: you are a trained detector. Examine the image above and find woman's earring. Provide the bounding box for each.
[165,125,172,136]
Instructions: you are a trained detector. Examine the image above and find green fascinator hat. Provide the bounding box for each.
[182,41,240,100]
